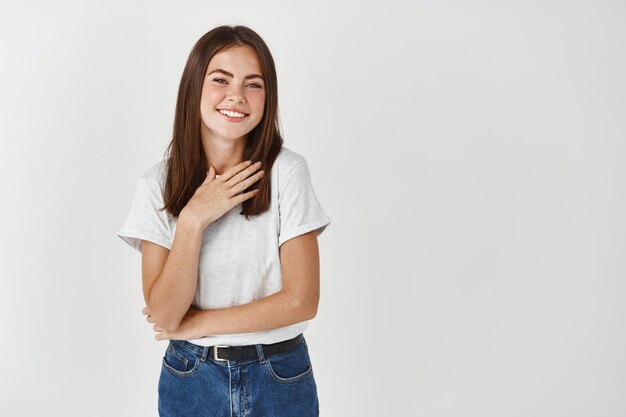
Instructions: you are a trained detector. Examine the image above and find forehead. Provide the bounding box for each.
[207,45,262,73]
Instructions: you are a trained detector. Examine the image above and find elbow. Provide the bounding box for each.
[146,288,192,332]
[283,289,318,321]
[296,298,318,321]
[305,299,318,319]
[307,291,320,319]
[156,308,184,332]
[306,308,317,320]
[154,314,182,333]
[147,302,183,333]
[161,321,181,333]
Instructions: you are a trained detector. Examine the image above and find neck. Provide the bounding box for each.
[201,133,247,175]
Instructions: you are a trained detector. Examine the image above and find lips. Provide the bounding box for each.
[216,109,249,122]
[217,108,249,115]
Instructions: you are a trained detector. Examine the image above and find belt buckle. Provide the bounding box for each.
[213,345,230,362]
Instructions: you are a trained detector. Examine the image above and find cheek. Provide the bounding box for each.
[250,93,266,115]
[199,105,213,123]
[199,90,221,119]
[200,88,221,107]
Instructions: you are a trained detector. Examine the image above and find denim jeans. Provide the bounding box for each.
[157,333,319,417]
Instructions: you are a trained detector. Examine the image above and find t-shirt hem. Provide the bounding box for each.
[116,228,172,253]
[278,216,331,247]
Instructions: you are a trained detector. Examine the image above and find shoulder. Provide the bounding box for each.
[275,146,309,182]
[138,158,168,194]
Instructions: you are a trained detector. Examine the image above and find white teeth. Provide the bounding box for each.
[218,109,247,118]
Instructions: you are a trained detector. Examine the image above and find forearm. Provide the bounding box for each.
[196,290,313,336]
[148,212,204,331]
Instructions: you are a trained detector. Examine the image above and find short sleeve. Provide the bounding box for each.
[278,160,331,247]
[116,175,172,253]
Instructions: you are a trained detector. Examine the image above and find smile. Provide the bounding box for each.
[217,109,249,122]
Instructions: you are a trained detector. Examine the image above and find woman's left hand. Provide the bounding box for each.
[142,305,207,341]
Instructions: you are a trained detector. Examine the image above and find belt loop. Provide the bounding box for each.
[201,346,209,362]
[254,343,266,364]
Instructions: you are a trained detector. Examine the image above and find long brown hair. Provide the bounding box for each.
[160,25,283,221]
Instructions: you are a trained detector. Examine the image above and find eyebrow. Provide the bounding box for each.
[207,68,264,81]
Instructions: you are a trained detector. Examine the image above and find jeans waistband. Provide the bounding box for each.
[170,333,304,365]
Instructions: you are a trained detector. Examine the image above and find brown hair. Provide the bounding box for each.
[160,25,283,221]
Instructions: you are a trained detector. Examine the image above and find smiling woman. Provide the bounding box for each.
[199,45,266,145]
[116,24,330,417]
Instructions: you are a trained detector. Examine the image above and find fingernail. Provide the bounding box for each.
[245,160,252,165]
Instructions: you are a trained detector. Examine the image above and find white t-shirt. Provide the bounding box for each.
[116,146,331,346]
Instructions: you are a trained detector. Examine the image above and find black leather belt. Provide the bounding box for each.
[209,333,303,362]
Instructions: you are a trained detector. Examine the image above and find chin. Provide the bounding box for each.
[220,129,253,141]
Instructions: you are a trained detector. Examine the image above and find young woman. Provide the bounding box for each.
[116,25,330,416]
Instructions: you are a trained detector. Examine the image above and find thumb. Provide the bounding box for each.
[206,165,216,182]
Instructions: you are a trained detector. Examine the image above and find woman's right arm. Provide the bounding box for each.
[141,160,264,332]
[141,213,204,332]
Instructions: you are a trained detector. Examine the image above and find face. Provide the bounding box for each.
[199,45,266,144]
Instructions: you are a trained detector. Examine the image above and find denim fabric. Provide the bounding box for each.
[157,334,319,417]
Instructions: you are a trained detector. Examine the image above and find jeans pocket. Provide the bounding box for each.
[162,340,201,378]
[265,338,313,384]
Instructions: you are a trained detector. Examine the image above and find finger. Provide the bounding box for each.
[225,161,262,189]
[220,160,253,182]
[203,165,216,184]
[233,188,260,205]
[227,169,264,197]
[208,165,216,181]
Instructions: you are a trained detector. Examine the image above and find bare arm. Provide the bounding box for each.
[151,230,321,339]
[142,161,263,333]
[195,288,312,335]
[142,213,204,332]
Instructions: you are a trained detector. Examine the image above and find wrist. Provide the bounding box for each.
[191,308,211,338]
[179,209,208,232]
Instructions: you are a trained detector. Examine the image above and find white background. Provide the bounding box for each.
[1,1,625,416]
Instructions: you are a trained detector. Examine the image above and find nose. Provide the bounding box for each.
[227,85,245,103]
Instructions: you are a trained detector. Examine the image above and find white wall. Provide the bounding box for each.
[1,0,625,416]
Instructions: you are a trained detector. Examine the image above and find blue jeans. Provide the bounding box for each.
[157,333,319,416]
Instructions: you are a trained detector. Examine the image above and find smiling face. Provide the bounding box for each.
[199,44,266,146]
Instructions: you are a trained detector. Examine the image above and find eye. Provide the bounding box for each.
[213,78,263,89]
